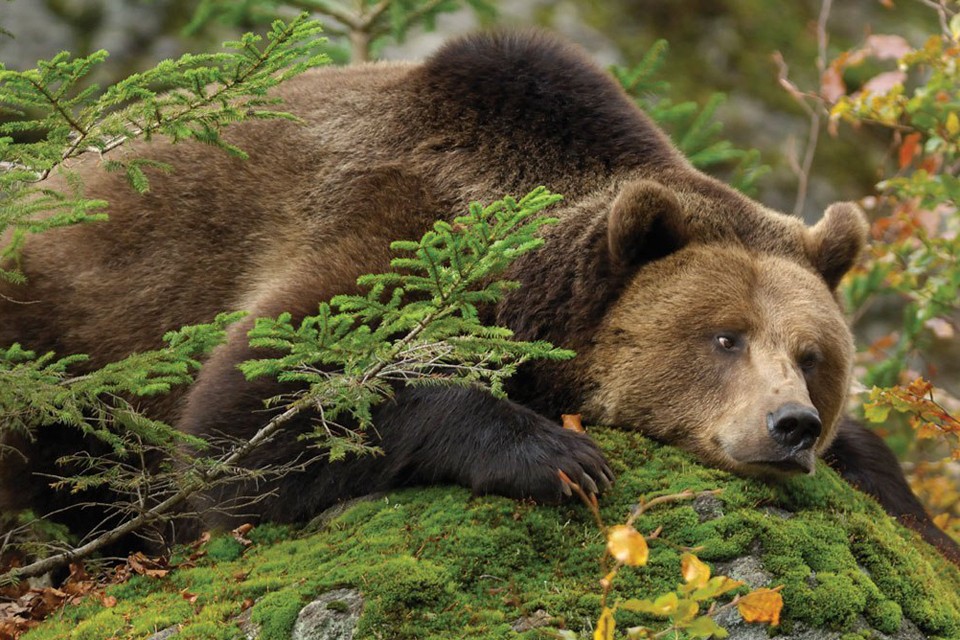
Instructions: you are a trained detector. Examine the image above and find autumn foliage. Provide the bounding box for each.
[843,13,960,538]
[790,2,960,542]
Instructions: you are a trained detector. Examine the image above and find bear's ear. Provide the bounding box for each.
[807,202,869,289]
[608,179,689,269]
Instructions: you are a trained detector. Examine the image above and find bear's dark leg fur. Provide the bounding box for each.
[824,417,960,564]
[362,385,614,500]
[180,331,613,531]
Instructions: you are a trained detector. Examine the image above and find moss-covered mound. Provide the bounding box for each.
[23,428,960,640]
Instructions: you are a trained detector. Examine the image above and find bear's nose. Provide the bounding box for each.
[767,403,822,451]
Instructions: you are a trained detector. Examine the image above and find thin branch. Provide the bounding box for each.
[288,0,360,29]
[916,0,954,38]
[362,0,393,29]
[24,14,305,183]
[792,0,833,217]
[391,0,449,36]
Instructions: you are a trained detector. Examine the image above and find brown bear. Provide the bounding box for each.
[1,30,956,563]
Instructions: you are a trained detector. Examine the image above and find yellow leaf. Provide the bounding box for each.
[947,111,960,137]
[691,575,745,601]
[653,592,679,615]
[738,589,783,626]
[607,525,648,567]
[673,599,699,624]
[595,606,616,640]
[686,615,729,639]
[681,553,711,588]
[620,592,682,617]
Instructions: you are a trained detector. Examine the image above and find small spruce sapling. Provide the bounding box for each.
[1,188,575,582]
[237,187,575,461]
[0,13,329,284]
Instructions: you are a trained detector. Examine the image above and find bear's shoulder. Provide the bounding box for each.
[411,30,682,172]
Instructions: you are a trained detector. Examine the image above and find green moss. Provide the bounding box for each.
[326,599,350,613]
[204,535,245,562]
[866,599,902,635]
[251,588,307,640]
[21,428,960,639]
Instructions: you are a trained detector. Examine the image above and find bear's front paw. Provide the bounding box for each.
[470,424,614,504]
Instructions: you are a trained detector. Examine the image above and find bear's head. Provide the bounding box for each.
[580,179,868,476]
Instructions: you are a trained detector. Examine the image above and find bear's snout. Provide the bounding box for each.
[766,403,822,452]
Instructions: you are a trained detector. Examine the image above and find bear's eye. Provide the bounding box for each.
[798,352,820,373]
[715,334,740,351]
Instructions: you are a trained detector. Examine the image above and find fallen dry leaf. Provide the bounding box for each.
[561,414,585,433]
[738,588,783,625]
[231,524,255,547]
[128,552,170,579]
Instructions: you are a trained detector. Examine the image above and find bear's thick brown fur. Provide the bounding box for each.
[1,31,957,562]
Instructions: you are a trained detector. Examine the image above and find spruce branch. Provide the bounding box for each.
[1,189,571,583]
[0,312,245,452]
[0,14,329,283]
[186,0,496,63]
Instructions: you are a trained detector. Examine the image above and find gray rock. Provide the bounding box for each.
[146,627,178,640]
[291,589,364,640]
[237,604,261,640]
[511,609,553,632]
[693,494,725,521]
[760,505,795,519]
[716,555,772,589]
[304,494,385,533]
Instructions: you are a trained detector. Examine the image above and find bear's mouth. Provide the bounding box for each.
[756,457,814,475]
[746,446,817,475]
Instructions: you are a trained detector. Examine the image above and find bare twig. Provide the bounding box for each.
[916,0,954,38]
[795,0,833,216]
[626,489,723,526]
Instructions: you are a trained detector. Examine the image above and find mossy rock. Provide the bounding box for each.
[22,428,960,639]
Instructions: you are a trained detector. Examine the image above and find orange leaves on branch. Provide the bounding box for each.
[737,588,784,626]
[910,460,960,539]
[820,65,846,103]
[606,525,648,567]
[861,70,907,96]
[864,378,960,456]
[864,34,913,60]
[899,132,923,169]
